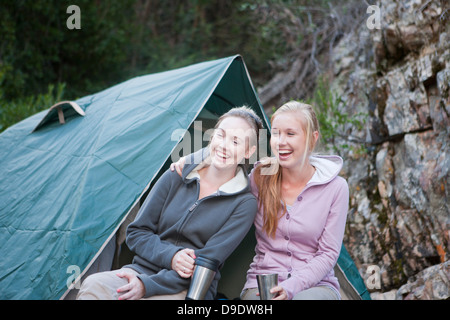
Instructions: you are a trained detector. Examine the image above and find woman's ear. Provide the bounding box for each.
[312,130,319,146]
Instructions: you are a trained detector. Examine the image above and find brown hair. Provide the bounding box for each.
[254,101,320,238]
[210,106,263,170]
[214,106,263,144]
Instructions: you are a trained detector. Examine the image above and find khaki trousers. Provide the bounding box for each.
[77,268,187,300]
[240,286,340,300]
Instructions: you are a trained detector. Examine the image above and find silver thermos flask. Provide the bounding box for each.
[185,256,219,300]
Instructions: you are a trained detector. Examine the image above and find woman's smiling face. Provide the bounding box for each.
[270,112,309,169]
[209,116,256,170]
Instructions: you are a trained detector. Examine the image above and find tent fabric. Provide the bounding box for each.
[0,55,368,300]
[336,244,371,300]
[0,55,264,300]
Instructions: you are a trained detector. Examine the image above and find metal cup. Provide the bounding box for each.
[256,273,278,300]
[185,256,220,300]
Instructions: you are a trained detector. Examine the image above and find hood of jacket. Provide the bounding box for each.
[308,154,343,186]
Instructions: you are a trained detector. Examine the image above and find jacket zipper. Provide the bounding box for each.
[189,201,199,212]
[175,199,205,245]
[175,180,219,244]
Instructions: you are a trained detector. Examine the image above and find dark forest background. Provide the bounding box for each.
[0,0,366,132]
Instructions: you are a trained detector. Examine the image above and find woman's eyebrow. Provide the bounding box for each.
[272,127,298,131]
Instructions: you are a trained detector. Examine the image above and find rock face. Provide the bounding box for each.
[329,0,449,298]
[397,261,449,300]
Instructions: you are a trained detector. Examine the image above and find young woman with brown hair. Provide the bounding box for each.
[77,106,263,300]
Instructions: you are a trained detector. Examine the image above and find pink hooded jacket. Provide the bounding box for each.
[243,155,349,299]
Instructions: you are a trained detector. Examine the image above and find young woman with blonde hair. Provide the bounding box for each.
[241,100,349,300]
[171,101,349,300]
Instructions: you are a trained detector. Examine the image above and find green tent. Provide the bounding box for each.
[0,55,368,300]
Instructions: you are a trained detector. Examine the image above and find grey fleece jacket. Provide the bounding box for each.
[125,151,257,299]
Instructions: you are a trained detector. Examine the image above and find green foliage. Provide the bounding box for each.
[0,0,364,132]
[0,0,136,100]
[308,77,368,155]
[0,0,302,99]
[0,83,65,133]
